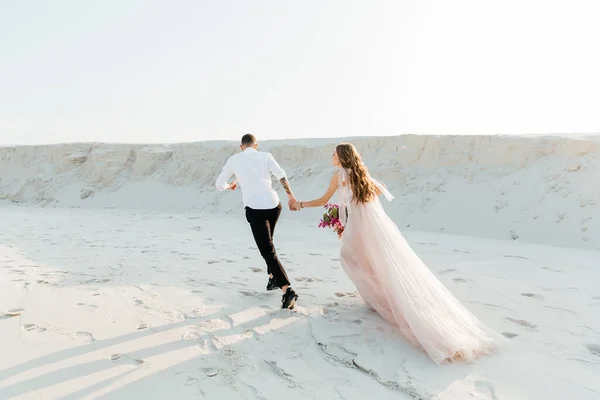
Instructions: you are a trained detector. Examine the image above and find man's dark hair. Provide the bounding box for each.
[241,133,257,147]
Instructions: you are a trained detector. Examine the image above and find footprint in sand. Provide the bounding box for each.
[76,331,97,342]
[202,368,219,377]
[521,293,544,300]
[506,317,538,329]
[3,308,24,317]
[502,332,519,339]
[585,344,600,357]
[238,289,263,297]
[9,269,25,275]
[77,303,99,310]
[439,268,457,274]
[81,278,112,284]
[473,381,499,399]
[23,323,47,333]
[322,307,339,317]
[297,277,324,283]
[453,278,468,283]
[249,267,262,273]
[182,330,203,342]
[110,354,145,365]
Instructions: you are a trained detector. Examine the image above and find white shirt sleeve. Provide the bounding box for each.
[215,159,234,191]
[267,153,286,180]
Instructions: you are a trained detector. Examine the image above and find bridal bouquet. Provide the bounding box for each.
[319,203,344,239]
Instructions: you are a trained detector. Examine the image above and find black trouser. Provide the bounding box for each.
[245,203,291,287]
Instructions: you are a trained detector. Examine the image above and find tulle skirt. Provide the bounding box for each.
[339,198,500,364]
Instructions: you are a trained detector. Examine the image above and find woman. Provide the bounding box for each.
[293,143,500,364]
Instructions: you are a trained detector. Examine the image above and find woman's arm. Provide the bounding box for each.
[297,172,339,209]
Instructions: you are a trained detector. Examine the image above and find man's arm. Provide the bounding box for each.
[279,177,293,197]
[215,159,236,191]
[268,153,296,208]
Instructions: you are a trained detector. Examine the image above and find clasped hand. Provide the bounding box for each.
[288,198,302,211]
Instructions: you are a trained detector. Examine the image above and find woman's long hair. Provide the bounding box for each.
[336,143,376,204]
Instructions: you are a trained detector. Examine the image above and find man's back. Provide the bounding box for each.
[215,147,287,210]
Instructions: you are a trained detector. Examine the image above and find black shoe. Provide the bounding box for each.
[266,277,279,291]
[281,288,298,310]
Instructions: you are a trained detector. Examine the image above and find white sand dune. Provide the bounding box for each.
[1,134,598,249]
[1,135,599,399]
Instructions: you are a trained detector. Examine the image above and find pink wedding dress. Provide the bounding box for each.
[337,169,500,364]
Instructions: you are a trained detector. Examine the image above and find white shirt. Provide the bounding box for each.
[215,148,287,209]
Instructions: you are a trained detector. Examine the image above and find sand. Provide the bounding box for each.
[1,134,599,399]
[1,134,599,249]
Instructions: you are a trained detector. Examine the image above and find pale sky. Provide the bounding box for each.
[1,0,599,145]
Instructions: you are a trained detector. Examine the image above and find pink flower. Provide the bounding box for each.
[318,203,344,237]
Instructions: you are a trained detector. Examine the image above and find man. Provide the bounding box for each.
[215,133,299,309]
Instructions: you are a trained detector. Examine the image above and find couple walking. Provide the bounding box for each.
[215,133,499,364]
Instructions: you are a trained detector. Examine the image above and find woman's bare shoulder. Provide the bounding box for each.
[333,170,348,187]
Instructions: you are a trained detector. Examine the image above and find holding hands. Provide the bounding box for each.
[288,198,302,211]
[289,198,303,211]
